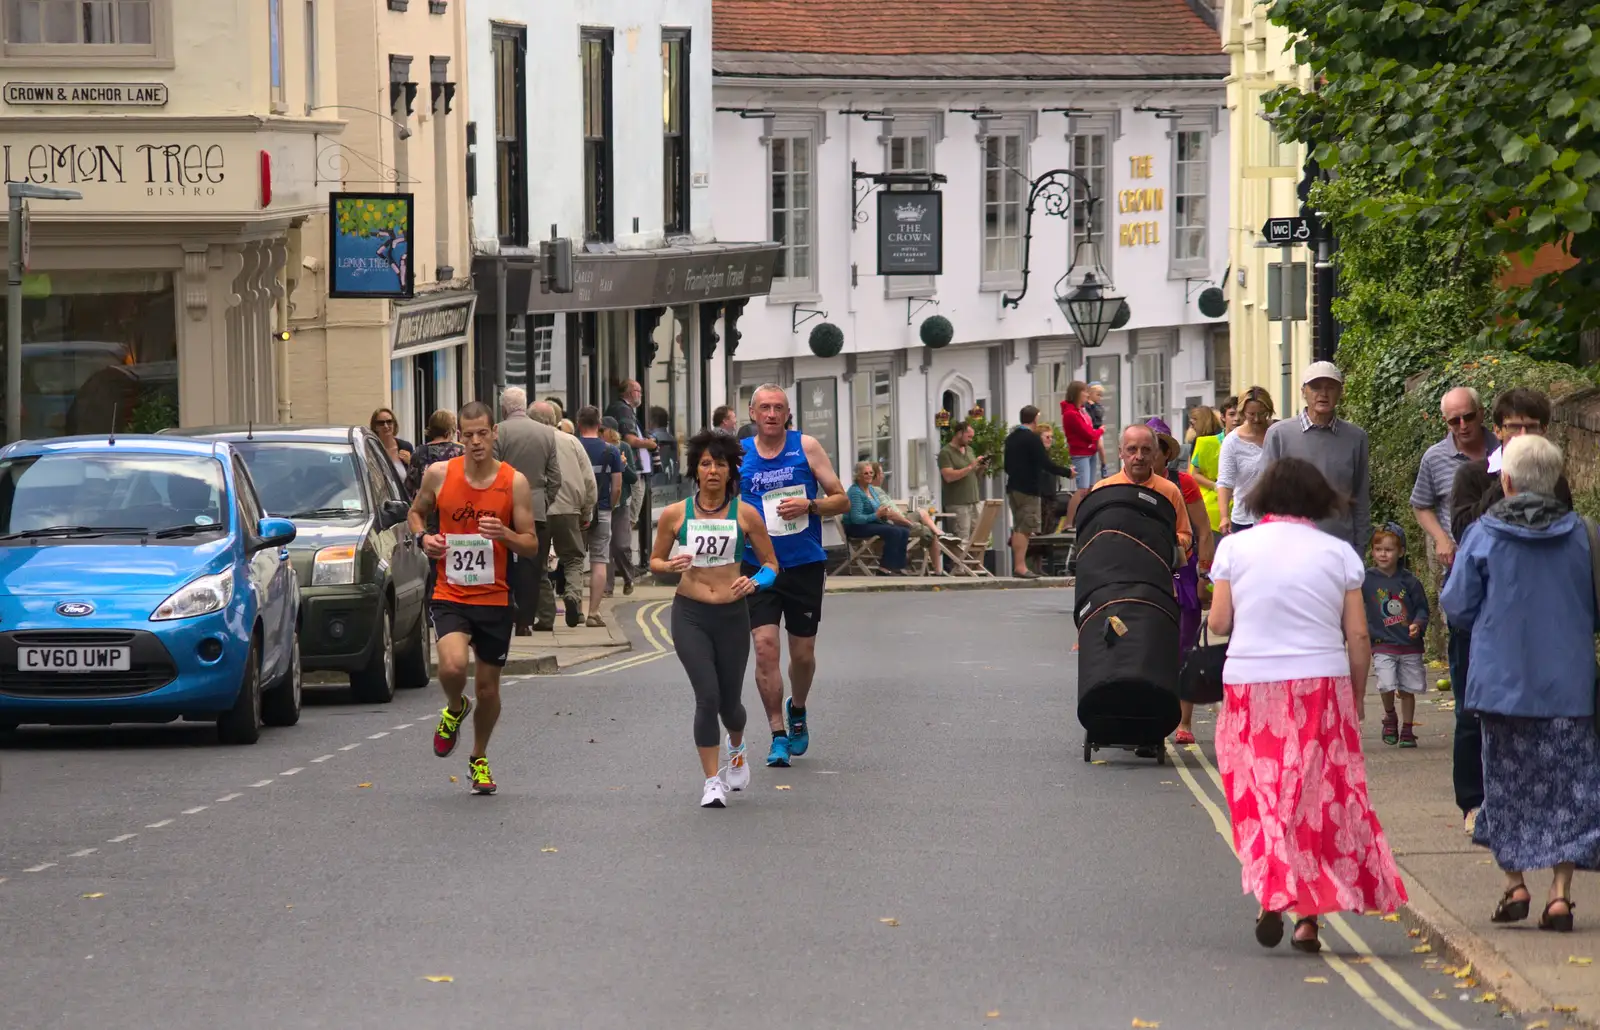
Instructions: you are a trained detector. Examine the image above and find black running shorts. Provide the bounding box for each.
[741,560,826,639]
[430,601,514,668]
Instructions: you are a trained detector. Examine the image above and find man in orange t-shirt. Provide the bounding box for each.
[1092,424,1193,553]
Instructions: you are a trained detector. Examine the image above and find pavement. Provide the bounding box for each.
[0,587,1524,1029]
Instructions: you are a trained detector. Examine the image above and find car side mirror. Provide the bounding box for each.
[257,517,297,550]
[378,499,410,531]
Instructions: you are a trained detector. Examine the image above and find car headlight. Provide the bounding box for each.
[312,545,357,586]
[151,570,235,621]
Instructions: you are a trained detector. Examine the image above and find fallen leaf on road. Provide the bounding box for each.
[422,976,453,983]
[541,847,558,854]
[357,783,373,788]
[1567,956,1593,966]
[1304,977,1329,984]
[1456,980,1477,989]
[986,1011,1000,1019]
[1408,928,1422,937]
[450,776,458,783]
[1160,781,1175,785]
[286,904,293,910]
[1432,990,1448,1000]
[1413,944,1432,953]
[879,918,899,927]
[775,785,792,790]
[80,892,104,899]
[1382,914,1400,922]
[1459,963,1473,978]
[1091,760,1108,765]
[1131,1021,1160,1029]
[1554,1004,1578,1013]
[607,786,624,790]
[1348,956,1371,965]
[1526,1021,1550,1030]
[1363,910,1381,916]
[1477,993,1498,1004]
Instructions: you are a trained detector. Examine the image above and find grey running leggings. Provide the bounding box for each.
[671,594,751,748]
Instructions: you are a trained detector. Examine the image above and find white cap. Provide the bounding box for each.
[1302,361,1345,386]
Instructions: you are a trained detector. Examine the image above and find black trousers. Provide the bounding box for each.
[1448,624,1484,815]
[671,594,751,748]
[511,521,551,629]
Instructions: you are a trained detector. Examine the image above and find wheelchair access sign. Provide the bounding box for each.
[1261,217,1313,246]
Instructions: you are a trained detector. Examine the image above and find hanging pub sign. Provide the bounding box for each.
[329,192,415,299]
[876,190,943,276]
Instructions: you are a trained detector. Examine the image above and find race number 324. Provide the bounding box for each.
[445,534,493,586]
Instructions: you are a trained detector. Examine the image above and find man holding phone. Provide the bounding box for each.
[938,420,989,544]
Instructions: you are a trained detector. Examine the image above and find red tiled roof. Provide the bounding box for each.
[713,0,1221,57]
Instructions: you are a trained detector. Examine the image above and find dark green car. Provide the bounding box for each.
[169,425,431,702]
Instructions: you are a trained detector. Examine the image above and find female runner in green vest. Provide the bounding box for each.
[651,429,779,808]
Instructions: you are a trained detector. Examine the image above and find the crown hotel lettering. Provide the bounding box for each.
[2,142,225,197]
[887,201,933,244]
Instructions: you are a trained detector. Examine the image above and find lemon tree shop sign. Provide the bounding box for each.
[5,82,168,106]
[876,190,943,275]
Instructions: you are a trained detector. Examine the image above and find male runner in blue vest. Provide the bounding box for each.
[740,383,851,766]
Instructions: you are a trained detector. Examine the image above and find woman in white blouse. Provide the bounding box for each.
[1207,456,1406,953]
[1216,386,1274,534]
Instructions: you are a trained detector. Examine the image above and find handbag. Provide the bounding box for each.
[1179,625,1227,705]
[1583,517,1600,737]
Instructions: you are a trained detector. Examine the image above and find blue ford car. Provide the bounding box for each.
[0,436,303,744]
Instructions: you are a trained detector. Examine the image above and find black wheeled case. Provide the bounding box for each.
[1071,484,1180,601]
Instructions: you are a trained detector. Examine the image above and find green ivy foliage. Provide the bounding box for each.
[1265,0,1600,362]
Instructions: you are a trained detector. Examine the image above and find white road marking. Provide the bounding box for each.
[145,819,173,828]
[280,767,304,776]
[215,793,242,802]
[181,806,207,815]
[24,862,56,873]
[249,779,275,787]
[367,732,388,739]
[393,724,412,730]
[107,833,136,843]
[339,743,360,751]
[68,848,97,858]
[311,755,334,763]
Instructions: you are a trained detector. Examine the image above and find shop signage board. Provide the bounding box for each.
[796,377,839,472]
[391,294,477,358]
[329,192,415,299]
[876,190,942,275]
[4,82,168,106]
[520,245,780,313]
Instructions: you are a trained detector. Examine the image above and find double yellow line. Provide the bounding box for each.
[570,600,676,676]
[1166,739,1463,1030]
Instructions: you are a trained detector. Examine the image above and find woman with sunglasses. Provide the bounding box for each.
[370,408,414,483]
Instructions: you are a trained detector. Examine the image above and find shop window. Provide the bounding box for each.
[981,123,1026,289]
[1032,362,1072,421]
[1133,349,1167,425]
[269,0,285,110]
[768,113,820,298]
[303,0,317,113]
[884,116,936,298]
[1171,128,1209,277]
[581,28,614,243]
[1070,129,1110,280]
[852,368,893,491]
[661,29,689,236]
[0,270,178,439]
[3,0,172,62]
[490,23,527,246]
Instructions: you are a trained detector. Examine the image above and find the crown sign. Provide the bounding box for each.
[895,202,926,222]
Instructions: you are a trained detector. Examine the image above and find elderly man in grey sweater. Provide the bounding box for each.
[1261,360,1371,552]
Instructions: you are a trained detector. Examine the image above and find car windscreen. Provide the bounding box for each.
[0,454,228,537]
[229,441,366,518]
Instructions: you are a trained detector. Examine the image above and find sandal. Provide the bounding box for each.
[1255,909,1284,948]
[1399,723,1418,748]
[1290,916,1321,953]
[1174,728,1196,746]
[1539,898,1575,933]
[1491,884,1531,923]
[1381,712,1399,746]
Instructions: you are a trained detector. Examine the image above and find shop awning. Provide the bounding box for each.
[474,241,781,316]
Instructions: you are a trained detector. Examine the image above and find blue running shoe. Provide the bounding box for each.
[766,735,792,767]
[786,698,810,756]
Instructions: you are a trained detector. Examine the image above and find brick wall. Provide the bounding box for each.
[1551,387,1600,497]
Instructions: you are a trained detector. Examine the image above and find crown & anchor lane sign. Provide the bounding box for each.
[876,189,943,276]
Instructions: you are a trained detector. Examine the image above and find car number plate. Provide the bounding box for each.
[19,646,131,673]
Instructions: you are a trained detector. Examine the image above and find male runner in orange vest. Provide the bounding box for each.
[408,401,540,794]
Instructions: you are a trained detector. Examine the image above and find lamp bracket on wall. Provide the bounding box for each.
[999,166,1093,308]
[791,305,827,334]
[906,296,939,326]
[313,135,421,187]
[851,161,946,230]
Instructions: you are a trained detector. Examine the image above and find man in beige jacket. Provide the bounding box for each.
[532,400,596,631]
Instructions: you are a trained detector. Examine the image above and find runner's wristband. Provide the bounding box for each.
[751,566,778,591]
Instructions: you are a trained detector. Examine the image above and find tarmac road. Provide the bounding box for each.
[0,588,1508,1029]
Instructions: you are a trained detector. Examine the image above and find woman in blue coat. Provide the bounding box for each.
[1441,434,1600,933]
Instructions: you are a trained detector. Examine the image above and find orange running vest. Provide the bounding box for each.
[432,456,515,606]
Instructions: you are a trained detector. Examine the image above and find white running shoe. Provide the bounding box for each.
[700,775,727,808]
[721,740,751,792]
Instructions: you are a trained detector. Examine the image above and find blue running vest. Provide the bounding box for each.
[740,430,826,568]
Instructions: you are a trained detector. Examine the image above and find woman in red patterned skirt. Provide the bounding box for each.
[1206,457,1407,952]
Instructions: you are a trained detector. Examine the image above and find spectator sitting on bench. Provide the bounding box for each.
[870,462,945,545]
[845,462,915,575]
